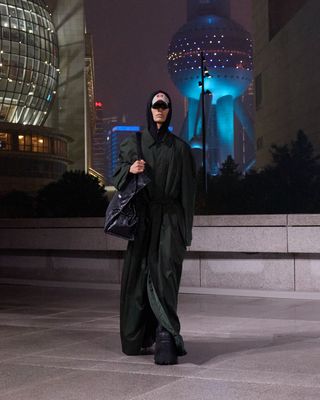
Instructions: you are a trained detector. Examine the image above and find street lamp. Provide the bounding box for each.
[198,51,211,194]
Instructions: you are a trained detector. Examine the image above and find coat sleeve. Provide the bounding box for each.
[112,136,137,190]
[181,143,196,246]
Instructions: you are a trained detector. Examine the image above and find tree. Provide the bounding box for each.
[219,155,241,178]
[36,170,108,217]
[194,131,320,215]
[264,130,320,212]
[203,156,243,214]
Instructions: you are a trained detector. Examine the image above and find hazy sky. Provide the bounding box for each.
[85,0,252,132]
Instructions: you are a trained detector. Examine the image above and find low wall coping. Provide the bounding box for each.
[0,214,289,228]
[1,215,320,254]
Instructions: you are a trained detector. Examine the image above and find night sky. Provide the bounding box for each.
[85,0,252,132]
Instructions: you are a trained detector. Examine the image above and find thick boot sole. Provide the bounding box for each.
[154,351,177,365]
[154,330,178,365]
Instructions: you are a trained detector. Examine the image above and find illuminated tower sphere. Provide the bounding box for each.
[168,16,252,101]
[168,0,254,171]
[0,0,59,125]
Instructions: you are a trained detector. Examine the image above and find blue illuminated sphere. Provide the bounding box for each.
[168,16,253,102]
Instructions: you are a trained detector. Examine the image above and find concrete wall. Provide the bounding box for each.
[253,0,320,168]
[2,215,320,299]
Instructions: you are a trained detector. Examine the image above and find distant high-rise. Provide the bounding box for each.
[105,122,141,185]
[92,101,107,181]
[168,0,254,173]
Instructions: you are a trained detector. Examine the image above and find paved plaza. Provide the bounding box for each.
[1,284,320,399]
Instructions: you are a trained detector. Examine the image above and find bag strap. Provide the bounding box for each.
[136,131,143,160]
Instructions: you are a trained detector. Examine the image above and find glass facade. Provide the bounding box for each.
[0,0,59,125]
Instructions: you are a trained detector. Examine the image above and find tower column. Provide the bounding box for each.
[188,98,200,142]
[216,95,234,163]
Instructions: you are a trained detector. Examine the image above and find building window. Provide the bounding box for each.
[18,134,32,152]
[0,132,12,150]
[18,134,25,151]
[18,134,49,153]
[268,0,309,40]
[53,138,67,158]
[255,73,263,109]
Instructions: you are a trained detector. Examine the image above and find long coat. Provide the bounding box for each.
[113,128,196,356]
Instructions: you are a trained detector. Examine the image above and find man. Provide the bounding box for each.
[113,90,196,365]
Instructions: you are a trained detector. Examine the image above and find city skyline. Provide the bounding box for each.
[85,0,252,133]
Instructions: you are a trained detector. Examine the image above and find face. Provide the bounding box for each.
[151,105,169,126]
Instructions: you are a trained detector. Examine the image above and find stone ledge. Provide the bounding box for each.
[0,214,288,228]
[1,215,320,254]
[2,278,320,300]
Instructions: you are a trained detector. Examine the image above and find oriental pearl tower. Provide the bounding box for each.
[168,0,254,173]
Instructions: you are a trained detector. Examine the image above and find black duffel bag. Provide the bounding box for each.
[104,132,150,241]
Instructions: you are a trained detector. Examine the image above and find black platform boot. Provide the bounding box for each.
[154,325,178,365]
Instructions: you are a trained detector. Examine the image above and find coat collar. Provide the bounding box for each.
[142,128,174,148]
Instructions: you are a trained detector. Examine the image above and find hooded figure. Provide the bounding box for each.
[112,90,196,364]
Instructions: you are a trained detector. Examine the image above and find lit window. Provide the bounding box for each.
[0,132,12,150]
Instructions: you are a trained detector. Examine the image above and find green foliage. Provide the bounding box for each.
[2,131,320,217]
[36,170,108,217]
[197,130,320,214]
[220,155,241,178]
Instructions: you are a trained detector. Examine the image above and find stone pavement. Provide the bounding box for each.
[1,284,320,399]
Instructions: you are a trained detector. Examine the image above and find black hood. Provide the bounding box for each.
[146,90,172,142]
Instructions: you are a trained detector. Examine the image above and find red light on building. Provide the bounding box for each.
[95,101,103,108]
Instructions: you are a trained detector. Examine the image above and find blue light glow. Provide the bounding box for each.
[191,142,202,150]
[216,95,234,160]
[112,126,141,132]
[167,13,254,171]
[112,125,174,133]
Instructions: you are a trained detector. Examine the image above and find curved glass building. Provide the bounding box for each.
[0,0,74,194]
[0,0,59,125]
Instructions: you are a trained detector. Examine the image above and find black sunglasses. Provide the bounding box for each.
[151,103,169,110]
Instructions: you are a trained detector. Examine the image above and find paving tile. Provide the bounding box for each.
[0,325,46,339]
[205,339,320,374]
[1,285,320,399]
[0,363,75,394]
[0,328,105,357]
[0,370,179,400]
[197,367,320,388]
[6,355,103,371]
[38,333,123,362]
[129,378,320,400]
[12,355,204,378]
[181,335,273,366]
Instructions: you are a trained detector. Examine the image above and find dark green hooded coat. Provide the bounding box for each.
[112,92,196,356]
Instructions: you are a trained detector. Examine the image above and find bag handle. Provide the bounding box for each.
[136,131,143,160]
